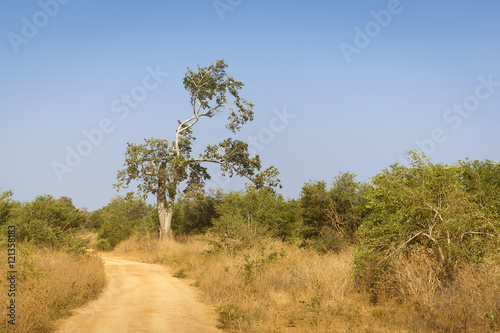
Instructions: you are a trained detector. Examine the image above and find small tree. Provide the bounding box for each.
[92,195,152,250]
[115,60,280,242]
[300,172,368,250]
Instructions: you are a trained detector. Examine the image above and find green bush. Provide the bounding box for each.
[216,304,253,330]
[172,191,221,235]
[0,189,17,226]
[300,172,368,250]
[96,238,112,251]
[209,188,302,246]
[8,195,86,248]
[93,195,156,250]
[355,151,500,298]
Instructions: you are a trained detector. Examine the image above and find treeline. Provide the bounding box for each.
[85,173,366,253]
[87,151,500,297]
[2,151,499,299]
[0,192,88,251]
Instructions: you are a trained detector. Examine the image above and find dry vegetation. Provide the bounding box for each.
[113,236,500,332]
[382,253,500,332]
[0,244,106,333]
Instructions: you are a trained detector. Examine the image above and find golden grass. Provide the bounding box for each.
[114,236,500,332]
[382,253,500,332]
[114,236,394,332]
[0,244,106,333]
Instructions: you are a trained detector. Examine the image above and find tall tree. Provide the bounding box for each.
[115,60,280,241]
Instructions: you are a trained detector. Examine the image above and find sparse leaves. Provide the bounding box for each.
[182,60,254,134]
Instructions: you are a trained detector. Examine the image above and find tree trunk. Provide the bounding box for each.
[158,191,175,242]
[158,200,167,242]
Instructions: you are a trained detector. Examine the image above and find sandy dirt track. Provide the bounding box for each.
[56,256,221,333]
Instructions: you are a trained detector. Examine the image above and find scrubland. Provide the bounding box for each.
[114,236,500,332]
[2,153,500,332]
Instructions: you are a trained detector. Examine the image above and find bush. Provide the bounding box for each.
[0,189,17,226]
[209,188,302,247]
[7,195,87,249]
[300,226,346,254]
[92,195,156,250]
[355,151,500,299]
[300,172,368,251]
[216,304,253,330]
[172,191,221,235]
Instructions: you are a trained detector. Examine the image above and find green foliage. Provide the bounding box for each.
[9,195,86,248]
[299,295,322,316]
[209,188,302,246]
[0,189,17,226]
[95,238,112,251]
[140,205,160,238]
[85,209,103,231]
[355,151,500,295]
[457,159,500,219]
[485,312,499,330]
[300,172,368,252]
[183,59,254,133]
[172,191,221,235]
[115,138,172,199]
[172,269,189,279]
[302,227,347,254]
[92,195,156,250]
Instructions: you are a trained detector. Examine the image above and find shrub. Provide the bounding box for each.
[216,304,253,330]
[93,195,154,250]
[300,172,368,251]
[209,188,302,246]
[172,191,221,235]
[0,189,17,226]
[8,195,86,249]
[355,151,500,299]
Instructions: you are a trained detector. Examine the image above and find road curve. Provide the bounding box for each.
[56,255,221,333]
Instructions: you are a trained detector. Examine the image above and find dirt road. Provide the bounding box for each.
[56,256,221,333]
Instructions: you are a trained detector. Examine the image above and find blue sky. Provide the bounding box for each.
[1,0,500,210]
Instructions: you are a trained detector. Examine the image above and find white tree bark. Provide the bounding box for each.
[158,192,175,242]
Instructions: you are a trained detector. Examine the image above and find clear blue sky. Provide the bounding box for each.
[1,0,500,210]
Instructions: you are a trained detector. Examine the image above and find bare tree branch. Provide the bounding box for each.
[460,231,495,241]
[385,231,423,259]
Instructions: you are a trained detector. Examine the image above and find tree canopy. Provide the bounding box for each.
[115,60,280,241]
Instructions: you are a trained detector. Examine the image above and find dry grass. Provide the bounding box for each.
[114,236,388,332]
[4,234,494,332]
[0,244,106,333]
[381,253,500,332]
[114,236,500,332]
